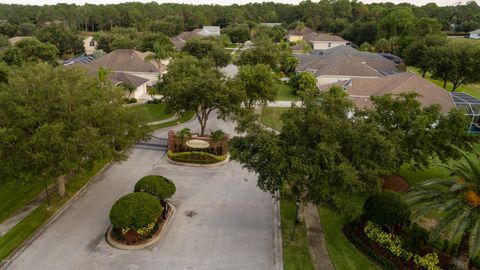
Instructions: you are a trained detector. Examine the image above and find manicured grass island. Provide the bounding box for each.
[126,103,174,123]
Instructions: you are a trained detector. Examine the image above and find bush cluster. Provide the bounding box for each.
[134,175,176,201]
[363,191,411,228]
[146,98,161,104]
[109,192,162,232]
[167,150,227,164]
[123,97,137,104]
[364,221,441,270]
[344,223,396,270]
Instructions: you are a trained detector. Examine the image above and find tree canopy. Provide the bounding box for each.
[2,37,58,66]
[233,63,278,109]
[159,55,242,136]
[0,64,150,187]
[181,38,230,67]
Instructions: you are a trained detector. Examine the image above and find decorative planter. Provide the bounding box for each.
[165,153,230,167]
[106,202,175,250]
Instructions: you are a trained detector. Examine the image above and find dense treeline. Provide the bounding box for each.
[0,1,479,40]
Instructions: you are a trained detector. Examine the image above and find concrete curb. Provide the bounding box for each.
[272,191,284,270]
[165,154,230,167]
[105,202,176,250]
[0,161,114,270]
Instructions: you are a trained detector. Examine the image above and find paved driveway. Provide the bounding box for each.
[5,116,278,270]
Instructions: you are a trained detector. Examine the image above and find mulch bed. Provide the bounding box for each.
[382,175,410,193]
[345,220,454,270]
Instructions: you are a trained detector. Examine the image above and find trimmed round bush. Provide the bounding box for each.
[109,192,162,230]
[134,175,176,201]
[363,191,411,228]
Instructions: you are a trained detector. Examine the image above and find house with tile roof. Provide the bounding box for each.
[302,32,349,50]
[74,49,167,100]
[287,27,313,42]
[296,53,397,85]
[317,72,456,113]
[170,26,221,50]
[8,36,31,45]
[470,29,480,39]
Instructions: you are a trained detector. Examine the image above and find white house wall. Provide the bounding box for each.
[125,83,148,99]
[316,75,380,87]
[312,41,348,50]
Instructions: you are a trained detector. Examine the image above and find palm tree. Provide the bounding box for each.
[210,129,225,155]
[175,128,191,152]
[405,152,480,267]
[97,66,112,86]
[144,41,174,67]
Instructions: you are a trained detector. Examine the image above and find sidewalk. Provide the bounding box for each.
[147,115,179,126]
[266,101,302,107]
[304,203,335,270]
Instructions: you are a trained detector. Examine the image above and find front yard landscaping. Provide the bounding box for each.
[260,106,480,269]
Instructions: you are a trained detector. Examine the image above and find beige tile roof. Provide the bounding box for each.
[170,29,202,50]
[8,36,31,44]
[86,49,164,73]
[303,32,347,42]
[318,72,455,113]
[298,54,388,77]
[288,27,313,36]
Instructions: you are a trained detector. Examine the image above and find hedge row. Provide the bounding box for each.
[167,150,227,164]
[344,222,396,270]
[134,175,176,201]
[109,192,162,231]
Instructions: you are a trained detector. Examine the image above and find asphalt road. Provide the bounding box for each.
[5,115,277,270]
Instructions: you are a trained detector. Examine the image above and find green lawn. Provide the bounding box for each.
[149,111,195,130]
[281,195,315,270]
[0,181,48,225]
[261,107,289,130]
[449,38,480,46]
[127,103,174,122]
[276,82,297,101]
[0,159,109,261]
[407,66,480,99]
[319,194,379,270]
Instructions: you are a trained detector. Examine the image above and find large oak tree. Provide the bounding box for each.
[159,55,242,136]
[0,64,150,197]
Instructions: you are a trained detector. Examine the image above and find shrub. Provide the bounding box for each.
[401,223,429,254]
[363,191,411,229]
[364,221,441,270]
[147,98,161,104]
[134,175,176,201]
[123,97,137,104]
[413,253,441,270]
[167,150,227,164]
[364,221,413,260]
[344,223,396,270]
[109,192,162,232]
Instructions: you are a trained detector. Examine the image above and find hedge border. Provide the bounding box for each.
[166,151,230,167]
[106,201,175,250]
[344,222,396,270]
